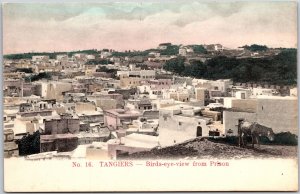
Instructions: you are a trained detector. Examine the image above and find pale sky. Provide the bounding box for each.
[3,1,298,54]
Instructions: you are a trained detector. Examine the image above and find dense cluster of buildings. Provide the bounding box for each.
[3,43,297,160]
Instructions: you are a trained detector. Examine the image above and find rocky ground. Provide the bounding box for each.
[119,137,298,160]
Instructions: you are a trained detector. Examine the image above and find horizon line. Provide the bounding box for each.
[3,43,297,56]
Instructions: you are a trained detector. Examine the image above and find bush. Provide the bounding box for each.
[274,132,298,145]
[16,131,40,156]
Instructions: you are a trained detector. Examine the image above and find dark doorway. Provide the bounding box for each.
[196,126,202,136]
[241,93,245,99]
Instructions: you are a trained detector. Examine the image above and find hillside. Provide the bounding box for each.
[164,49,297,85]
[119,137,297,160]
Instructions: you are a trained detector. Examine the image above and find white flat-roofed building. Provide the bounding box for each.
[158,104,213,147]
[223,95,298,135]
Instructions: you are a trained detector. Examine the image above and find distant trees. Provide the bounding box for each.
[96,66,118,78]
[112,50,150,57]
[111,46,181,57]
[4,54,29,60]
[25,72,52,82]
[66,49,98,57]
[159,45,180,55]
[163,49,297,85]
[164,56,185,75]
[86,59,113,65]
[241,44,268,52]
[188,45,207,54]
[4,49,98,60]
[16,68,33,73]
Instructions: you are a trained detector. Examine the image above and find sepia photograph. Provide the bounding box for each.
[3,0,298,192]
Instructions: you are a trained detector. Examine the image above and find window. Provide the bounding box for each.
[179,122,182,126]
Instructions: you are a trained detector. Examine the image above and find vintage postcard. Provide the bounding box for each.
[3,1,298,192]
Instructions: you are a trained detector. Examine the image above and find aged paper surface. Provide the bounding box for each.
[3,1,298,192]
[4,158,298,192]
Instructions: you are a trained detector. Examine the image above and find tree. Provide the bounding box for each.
[164,50,297,85]
[25,72,52,82]
[159,45,180,55]
[242,44,268,52]
[86,59,113,65]
[188,60,206,78]
[16,68,33,73]
[189,45,207,54]
[164,57,186,75]
[17,131,40,156]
